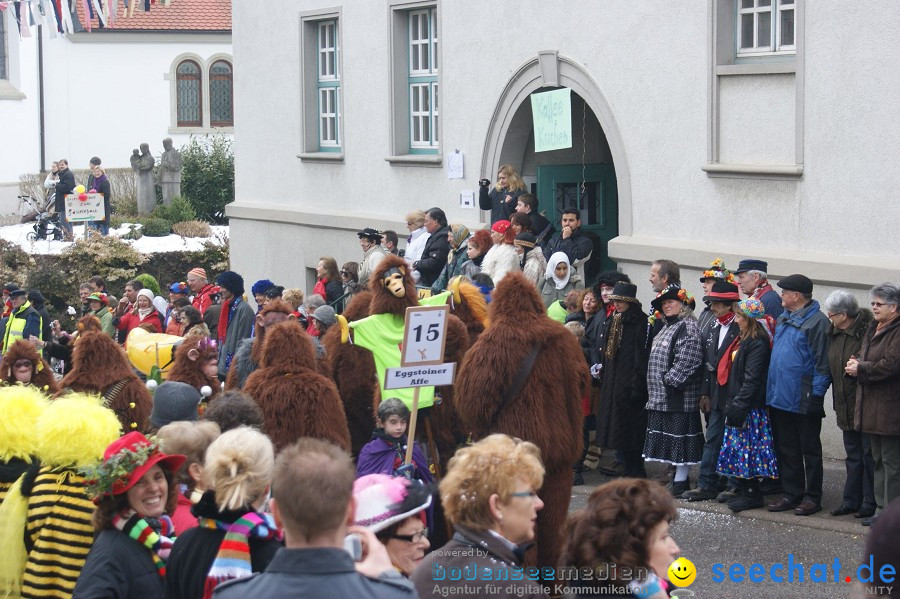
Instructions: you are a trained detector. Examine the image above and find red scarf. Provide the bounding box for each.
[717,312,736,327]
[605,303,615,317]
[753,283,774,300]
[717,336,740,386]
[217,298,234,344]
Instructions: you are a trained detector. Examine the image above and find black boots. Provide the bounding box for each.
[727,478,764,512]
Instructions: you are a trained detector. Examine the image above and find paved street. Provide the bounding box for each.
[568,458,884,599]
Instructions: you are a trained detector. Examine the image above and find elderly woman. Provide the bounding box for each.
[0,338,60,393]
[353,474,432,577]
[824,289,876,519]
[164,427,282,598]
[561,478,679,599]
[404,209,431,266]
[411,434,549,599]
[644,285,704,497]
[73,432,186,598]
[431,224,470,293]
[596,282,650,479]
[846,282,900,527]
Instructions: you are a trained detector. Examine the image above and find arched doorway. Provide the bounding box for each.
[481,52,632,283]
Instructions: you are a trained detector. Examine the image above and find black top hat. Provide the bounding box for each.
[703,281,740,303]
[651,284,696,313]
[357,228,383,242]
[733,259,768,274]
[606,282,640,304]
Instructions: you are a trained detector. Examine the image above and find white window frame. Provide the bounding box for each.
[737,0,795,57]
[408,7,438,152]
[316,20,341,149]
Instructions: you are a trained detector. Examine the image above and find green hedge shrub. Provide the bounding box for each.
[181,135,233,225]
[140,218,172,237]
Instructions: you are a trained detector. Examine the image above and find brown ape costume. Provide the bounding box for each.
[455,271,588,570]
[0,339,60,394]
[320,290,377,457]
[244,320,350,453]
[224,299,294,391]
[166,336,220,400]
[57,316,152,433]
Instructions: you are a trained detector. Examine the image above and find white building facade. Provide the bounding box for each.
[230,1,900,457]
[0,4,232,214]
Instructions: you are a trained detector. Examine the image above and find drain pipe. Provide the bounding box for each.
[38,25,46,172]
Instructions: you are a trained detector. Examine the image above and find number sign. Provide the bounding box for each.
[401,305,449,366]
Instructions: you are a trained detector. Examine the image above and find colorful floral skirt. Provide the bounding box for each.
[643,410,704,466]
[716,408,779,479]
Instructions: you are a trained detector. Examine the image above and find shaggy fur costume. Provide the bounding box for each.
[57,317,152,433]
[321,291,378,457]
[166,336,220,399]
[224,300,294,391]
[244,320,350,453]
[0,339,60,394]
[455,271,588,569]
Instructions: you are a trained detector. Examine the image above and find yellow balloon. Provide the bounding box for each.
[74,184,86,194]
[126,328,183,379]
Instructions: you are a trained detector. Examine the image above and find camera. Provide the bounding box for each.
[478,178,491,188]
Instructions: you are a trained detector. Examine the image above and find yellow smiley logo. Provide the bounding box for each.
[667,557,697,587]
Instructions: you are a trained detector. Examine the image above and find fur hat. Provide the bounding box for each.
[251,279,276,296]
[353,474,432,533]
[150,381,201,429]
[0,385,49,462]
[83,432,185,501]
[216,271,245,296]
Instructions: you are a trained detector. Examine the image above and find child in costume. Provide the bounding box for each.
[356,398,433,484]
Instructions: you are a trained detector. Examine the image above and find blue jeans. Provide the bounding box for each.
[697,406,726,491]
[89,221,109,235]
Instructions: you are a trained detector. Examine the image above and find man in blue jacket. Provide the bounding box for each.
[765,274,831,516]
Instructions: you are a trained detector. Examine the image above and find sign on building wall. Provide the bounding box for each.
[531,87,572,152]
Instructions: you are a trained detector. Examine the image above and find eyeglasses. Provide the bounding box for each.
[385,527,429,543]
[510,490,539,499]
[871,301,896,308]
[14,360,33,369]
[340,270,350,276]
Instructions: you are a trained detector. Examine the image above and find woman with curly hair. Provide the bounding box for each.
[561,478,679,598]
[410,434,548,599]
[0,339,60,394]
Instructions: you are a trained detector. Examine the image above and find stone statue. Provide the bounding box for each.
[157,137,183,206]
[130,143,156,214]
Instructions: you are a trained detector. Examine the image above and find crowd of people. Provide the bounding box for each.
[0,163,898,598]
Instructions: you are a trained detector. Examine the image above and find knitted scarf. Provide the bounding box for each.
[198,510,282,598]
[112,509,175,578]
[217,297,235,345]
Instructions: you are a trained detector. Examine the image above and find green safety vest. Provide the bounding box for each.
[547,299,568,323]
[1,301,43,354]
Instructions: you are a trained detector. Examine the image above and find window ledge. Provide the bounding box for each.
[168,126,234,134]
[702,163,803,180]
[385,154,443,167]
[716,63,796,76]
[298,152,344,163]
[0,80,26,100]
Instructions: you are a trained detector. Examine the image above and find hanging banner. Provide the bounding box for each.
[531,87,572,152]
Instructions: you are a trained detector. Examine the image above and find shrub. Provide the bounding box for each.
[140,218,172,237]
[135,273,162,297]
[119,224,143,240]
[172,220,212,238]
[152,196,196,224]
[0,239,35,288]
[180,135,234,225]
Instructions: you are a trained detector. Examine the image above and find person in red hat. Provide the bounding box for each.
[480,219,519,285]
[74,432,185,598]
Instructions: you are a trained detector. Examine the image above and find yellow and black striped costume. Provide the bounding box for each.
[19,464,96,599]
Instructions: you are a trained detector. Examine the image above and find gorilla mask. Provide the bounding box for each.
[382,266,407,298]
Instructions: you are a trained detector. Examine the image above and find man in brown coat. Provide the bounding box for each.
[847,282,900,526]
[455,272,588,570]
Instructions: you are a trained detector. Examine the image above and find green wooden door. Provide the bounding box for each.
[537,164,618,283]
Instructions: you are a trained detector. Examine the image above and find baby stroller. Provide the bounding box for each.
[21,193,64,241]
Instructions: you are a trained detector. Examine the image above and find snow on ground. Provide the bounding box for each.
[0,222,228,255]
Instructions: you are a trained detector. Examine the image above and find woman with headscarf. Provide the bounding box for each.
[540,252,577,309]
[430,224,470,293]
[480,220,519,285]
[514,231,547,287]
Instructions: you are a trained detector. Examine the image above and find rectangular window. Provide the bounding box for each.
[0,12,8,81]
[317,20,341,150]
[737,0,795,56]
[408,8,438,151]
